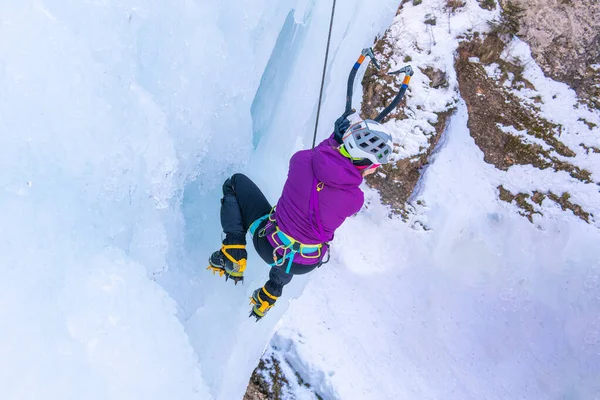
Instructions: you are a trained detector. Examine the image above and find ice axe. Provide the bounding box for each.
[334,49,415,142]
[344,47,380,115]
[343,48,414,123]
[374,65,414,123]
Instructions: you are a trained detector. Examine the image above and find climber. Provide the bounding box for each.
[207,112,394,320]
[207,47,413,320]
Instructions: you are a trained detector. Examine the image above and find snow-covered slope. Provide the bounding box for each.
[265,1,600,399]
[272,102,600,399]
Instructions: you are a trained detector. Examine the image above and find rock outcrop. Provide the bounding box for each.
[505,0,600,109]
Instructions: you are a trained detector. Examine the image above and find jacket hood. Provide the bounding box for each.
[312,145,363,189]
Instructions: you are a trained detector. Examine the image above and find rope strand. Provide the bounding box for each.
[312,0,337,149]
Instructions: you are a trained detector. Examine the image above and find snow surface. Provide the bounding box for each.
[271,1,600,399]
[1,0,599,399]
[274,101,600,399]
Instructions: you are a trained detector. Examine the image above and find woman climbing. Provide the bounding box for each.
[207,114,394,320]
[207,48,413,320]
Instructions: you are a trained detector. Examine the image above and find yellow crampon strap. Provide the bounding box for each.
[251,287,278,316]
[256,207,324,273]
[221,244,247,274]
[261,287,278,301]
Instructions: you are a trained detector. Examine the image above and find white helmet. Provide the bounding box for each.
[342,120,393,164]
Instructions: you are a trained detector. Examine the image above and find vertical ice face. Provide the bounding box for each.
[251,9,310,150]
[0,2,212,399]
[172,0,399,398]
[0,0,398,399]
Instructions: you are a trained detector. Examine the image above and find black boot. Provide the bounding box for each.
[249,286,278,320]
[207,236,247,284]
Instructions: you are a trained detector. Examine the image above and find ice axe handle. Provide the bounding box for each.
[374,65,414,123]
[345,48,379,114]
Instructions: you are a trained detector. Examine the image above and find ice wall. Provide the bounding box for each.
[169,1,400,398]
[0,0,397,399]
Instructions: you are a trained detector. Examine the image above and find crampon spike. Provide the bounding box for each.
[249,310,261,322]
[206,265,226,278]
[225,273,243,285]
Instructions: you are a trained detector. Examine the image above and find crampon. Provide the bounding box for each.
[248,287,277,321]
[206,264,245,285]
[207,245,246,285]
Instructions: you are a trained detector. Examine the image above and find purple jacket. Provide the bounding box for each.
[269,135,364,264]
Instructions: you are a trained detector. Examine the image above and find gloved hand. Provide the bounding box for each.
[334,109,356,144]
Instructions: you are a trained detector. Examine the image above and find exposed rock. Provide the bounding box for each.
[420,67,449,89]
[366,108,454,218]
[244,356,288,400]
[456,34,596,224]
[424,14,437,25]
[477,0,497,11]
[446,0,467,13]
[245,352,323,400]
[456,36,592,183]
[361,28,409,122]
[498,185,593,224]
[503,0,600,109]
[580,143,600,154]
[547,191,592,223]
[359,2,459,217]
[497,185,540,222]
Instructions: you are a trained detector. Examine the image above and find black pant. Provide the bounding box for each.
[220,173,319,297]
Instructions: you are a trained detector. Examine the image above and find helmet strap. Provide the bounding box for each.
[338,145,373,169]
[338,144,353,159]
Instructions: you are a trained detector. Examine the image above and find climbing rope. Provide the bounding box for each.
[312,0,337,149]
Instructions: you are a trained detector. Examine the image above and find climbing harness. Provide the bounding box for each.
[242,11,417,279]
[248,169,331,274]
[249,206,329,274]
